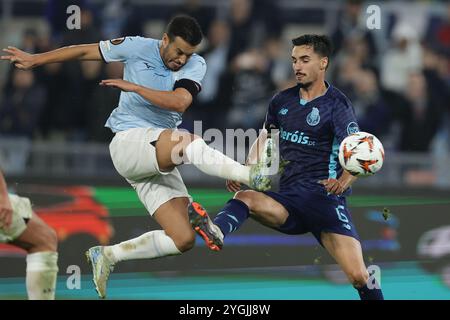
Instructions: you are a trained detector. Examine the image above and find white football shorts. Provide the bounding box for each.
[0,194,33,243]
[109,127,191,216]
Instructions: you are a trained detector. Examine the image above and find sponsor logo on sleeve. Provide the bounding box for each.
[100,40,111,52]
[347,122,360,135]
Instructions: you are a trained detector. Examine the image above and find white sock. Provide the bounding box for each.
[26,251,58,300]
[184,139,250,185]
[104,230,181,263]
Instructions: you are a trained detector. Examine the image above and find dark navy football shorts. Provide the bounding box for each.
[264,184,360,246]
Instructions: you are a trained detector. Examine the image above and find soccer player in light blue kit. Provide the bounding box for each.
[2,15,271,298]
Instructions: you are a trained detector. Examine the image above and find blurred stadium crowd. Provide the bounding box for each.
[0,0,449,156]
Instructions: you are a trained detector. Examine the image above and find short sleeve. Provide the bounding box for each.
[99,36,142,63]
[332,97,360,144]
[178,55,207,86]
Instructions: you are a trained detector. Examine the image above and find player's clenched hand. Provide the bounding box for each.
[1,46,37,70]
[100,79,139,92]
[226,180,241,193]
[318,178,346,195]
[0,196,13,230]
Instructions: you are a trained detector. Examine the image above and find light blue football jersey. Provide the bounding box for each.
[98,36,207,132]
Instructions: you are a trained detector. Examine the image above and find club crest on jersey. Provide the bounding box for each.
[306,107,320,126]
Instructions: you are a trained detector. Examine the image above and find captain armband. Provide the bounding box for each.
[173,79,202,98]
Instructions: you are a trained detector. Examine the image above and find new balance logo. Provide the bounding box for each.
[279,108,289,115]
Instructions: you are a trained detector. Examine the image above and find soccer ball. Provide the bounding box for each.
[338,132,385,176]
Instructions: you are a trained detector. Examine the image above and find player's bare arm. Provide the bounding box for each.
[0,170,13,229]
[1,43,194,112]
[100,78,193,112]
[246,128,268,166]
[319,169,357,195]
[1,44,102,69]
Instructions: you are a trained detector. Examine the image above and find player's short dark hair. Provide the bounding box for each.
[166,15,203,46]
[292,34,333,67]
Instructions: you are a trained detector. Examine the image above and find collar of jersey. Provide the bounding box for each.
[157,40,170,70]
[299,81,331,106]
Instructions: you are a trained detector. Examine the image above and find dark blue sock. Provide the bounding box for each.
[356,280,384,300]
[213,199,250,237]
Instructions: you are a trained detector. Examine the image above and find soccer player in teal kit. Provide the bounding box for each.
[189,35,384,300]
[2,15,271,298]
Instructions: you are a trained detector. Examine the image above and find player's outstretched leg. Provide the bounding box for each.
[191,190,289,252]
[188,202,224,251]
[85,246,115,299]
[185,138,271,191]
[184,138,272,191]
[155,130,272,191]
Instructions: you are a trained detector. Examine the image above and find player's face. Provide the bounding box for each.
[161,34,198,71]
[291,45,327,88]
